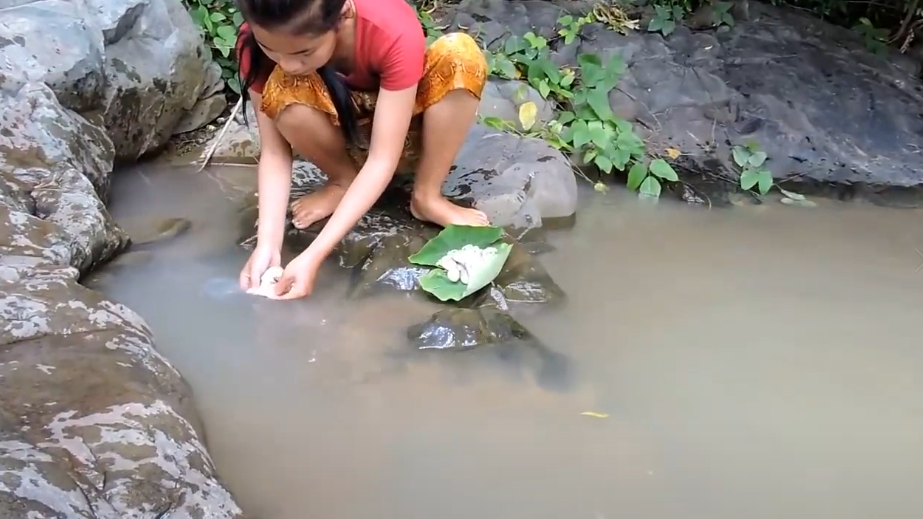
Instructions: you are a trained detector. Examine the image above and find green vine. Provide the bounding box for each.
[185,0,245,94]
[471,15,679,198]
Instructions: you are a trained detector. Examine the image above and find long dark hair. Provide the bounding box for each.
[235,0,359,145]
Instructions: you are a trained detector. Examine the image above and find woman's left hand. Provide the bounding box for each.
[272,251,322,300]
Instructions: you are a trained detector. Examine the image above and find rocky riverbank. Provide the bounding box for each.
[448,0,922,205]
[196,1,923,207]
[3,0,922,515]
[0,1,245,517]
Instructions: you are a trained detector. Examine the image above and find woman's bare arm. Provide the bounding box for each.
[298,85,417,263]
[251,90,294,250]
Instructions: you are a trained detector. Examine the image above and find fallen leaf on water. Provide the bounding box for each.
[593,182,609,193]
[665,147,681,159]
[780,197,817,208]
[581,411,609,418]
[779,187,806,200]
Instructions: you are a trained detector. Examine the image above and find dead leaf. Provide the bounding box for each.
[780,197,817,208]
[779,187,805,201]
[665,148,681,160]
[518,101,538,131]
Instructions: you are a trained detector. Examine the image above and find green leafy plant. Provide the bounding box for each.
[710,1,736,27]
[732,142,774,195]
[488,31,576,99]
[852,17,890,54]
[626,158,681,198]
[476,14,682,199]
[647,3,686,36]
[557,13,593,45]
[409,225,513,302]
[185,0,244,93]
[554,54,653,179]
[414,1,446,46]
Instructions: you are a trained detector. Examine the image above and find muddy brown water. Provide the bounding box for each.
[87,163,923,519]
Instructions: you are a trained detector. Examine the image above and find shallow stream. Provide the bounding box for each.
[87,163,923,519]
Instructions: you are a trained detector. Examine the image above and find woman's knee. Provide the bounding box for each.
[424,32,489,96]
[275,104,332,134]
[275,104,347,157]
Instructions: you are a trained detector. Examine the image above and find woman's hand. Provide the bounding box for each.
[271,250,323,300]
[239,244,282,291]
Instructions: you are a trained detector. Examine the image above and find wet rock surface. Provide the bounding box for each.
[478,78,557,132]
[405,306,575,392]
[0,0,220,161]
[444,0,923,204]
[219,117,579,229]
[1,2,246,516]
[123,216,194,249]
[238,160,569,356]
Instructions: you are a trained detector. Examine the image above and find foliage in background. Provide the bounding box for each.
[781,0,921,51]
[732,142,773,195]
[466,11,681,198]
[185,0,244,94]
[184,0,922,96]
[179,0,902,202]
[414,2,815,199]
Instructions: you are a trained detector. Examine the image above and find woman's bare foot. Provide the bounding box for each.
[410,194,491,227]
[290,183,348,229]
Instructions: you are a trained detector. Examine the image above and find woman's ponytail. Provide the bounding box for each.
[317,65,359,145]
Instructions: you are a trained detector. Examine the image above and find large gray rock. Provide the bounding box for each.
[0,83,246,517]
[221,122,578,232]
[197,103,261,163]
[0,0,218,161]
[478,79,556,132]
[447,124,577,228]
[239,157,574,257]
[446,0,923,197]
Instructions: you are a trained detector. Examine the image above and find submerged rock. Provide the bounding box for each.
[445,0,923,203]
[237,160,568,353]
[125,216,193,248]
[406,306,574,392]
[239,161,568,307]
[346,227,564,306]
[347,232,435,299]
[408,306,532,350]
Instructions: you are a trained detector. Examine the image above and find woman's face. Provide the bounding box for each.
[250,22,338,76]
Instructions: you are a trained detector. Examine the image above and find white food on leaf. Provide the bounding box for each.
[435,244,499,286]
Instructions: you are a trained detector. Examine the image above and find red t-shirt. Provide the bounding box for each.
[236,0,425,94]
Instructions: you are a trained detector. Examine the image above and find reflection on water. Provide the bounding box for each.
[89,163,923,519]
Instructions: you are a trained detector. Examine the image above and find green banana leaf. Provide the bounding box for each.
[408,225,505,266]
[410,225,512,302]
[418,241,513,301]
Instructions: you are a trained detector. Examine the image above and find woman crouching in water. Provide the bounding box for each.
[235,0,490,299]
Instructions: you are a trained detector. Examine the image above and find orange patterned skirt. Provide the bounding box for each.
[260,32,488,174]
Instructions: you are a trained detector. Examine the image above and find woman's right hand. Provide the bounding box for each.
[240,244,282,291]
